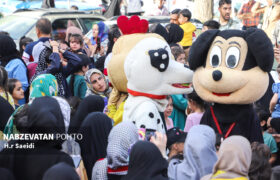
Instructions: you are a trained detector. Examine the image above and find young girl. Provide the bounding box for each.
[184,91,205,132]
[164,96,174,130]
[67,54,90,99]
[8,79,24,109]
[68,34,85,54]
[171,46,186,65]
[0,66,15,108]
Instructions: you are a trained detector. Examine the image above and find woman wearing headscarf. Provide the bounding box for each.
[90,21,108,46]
[78,112,113,180]
[168,125,217,180]
[123,141,168,180]
[165,23,184,46]
[3,73,58,137]
[92,122,139,180]
[0,96,14,151]
[0,34,28,104]
[32,40,82,98]
[85,22,109,62]
[85,68,112,104]
[201,136,252,180]
[0,96,14,132]
[29,73,58,100]
[0,97,74,180]
[68,95,105,134]
[43,162,79,180]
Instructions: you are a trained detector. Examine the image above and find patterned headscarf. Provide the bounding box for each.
[107,122,139,175]
[29,74,58,100]
[32,44,65,97]
[52,96,71,133]
[84,68,111,98]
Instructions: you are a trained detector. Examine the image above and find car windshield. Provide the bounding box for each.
[0,15,37,40]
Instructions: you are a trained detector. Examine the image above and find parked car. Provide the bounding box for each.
[0,9,106,48]
[0,0,102,16]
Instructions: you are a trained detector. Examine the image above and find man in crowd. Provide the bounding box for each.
[237,0,260,30]
[217,0,240,30]
[170,9,180,25]
[22,18,52,64]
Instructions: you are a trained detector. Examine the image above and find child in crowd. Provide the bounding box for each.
[68,34,86,54]
[249,142,272,180]
[19,36,33,58]
[67,54,90,99]
[166,127,186,160]
[164,96,174,130]
[8,79,24,109]
[258,110,278,164]
[171,46,186,65]
[202,20,221,32]
[169,45,188,130]
[178,9,196,57]
[270,64,280,133]
[184,91,205,132]
[0,66,15,108]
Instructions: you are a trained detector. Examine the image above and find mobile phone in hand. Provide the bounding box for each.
[145,129,156,141]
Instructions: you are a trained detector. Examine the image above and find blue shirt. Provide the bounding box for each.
[5,58,28,91]
[272,83,280,118]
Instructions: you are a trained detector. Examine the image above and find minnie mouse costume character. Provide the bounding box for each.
[108,16,193,133]
[188,29,274,142]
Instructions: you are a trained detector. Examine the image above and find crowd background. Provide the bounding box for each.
[1,0,280,180]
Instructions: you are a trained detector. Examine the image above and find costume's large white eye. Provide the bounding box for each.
[209,46,222,68]
[226,46,240,69]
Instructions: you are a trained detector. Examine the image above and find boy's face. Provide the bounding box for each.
[178,14,188,25]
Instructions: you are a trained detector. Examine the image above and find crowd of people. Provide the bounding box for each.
[1,0,280,179]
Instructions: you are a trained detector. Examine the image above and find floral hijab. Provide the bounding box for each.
[84,68,111,98]
[29,74,58,100]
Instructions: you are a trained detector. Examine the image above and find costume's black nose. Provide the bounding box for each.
[212,70,222,81]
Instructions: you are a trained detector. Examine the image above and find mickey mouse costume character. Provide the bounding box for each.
[188,29,274,142]
[108,15,193,133]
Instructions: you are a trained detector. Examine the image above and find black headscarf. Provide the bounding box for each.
[0,35,22,67]
[27,96,65,147]
[78,112,112,179]
[0,97,74,180]
[42,162,79,180]
[166,23,184,45]
[0,168,15,180]
[0,96,14,131]
[122,141,168,180]
[68,95,105,134]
